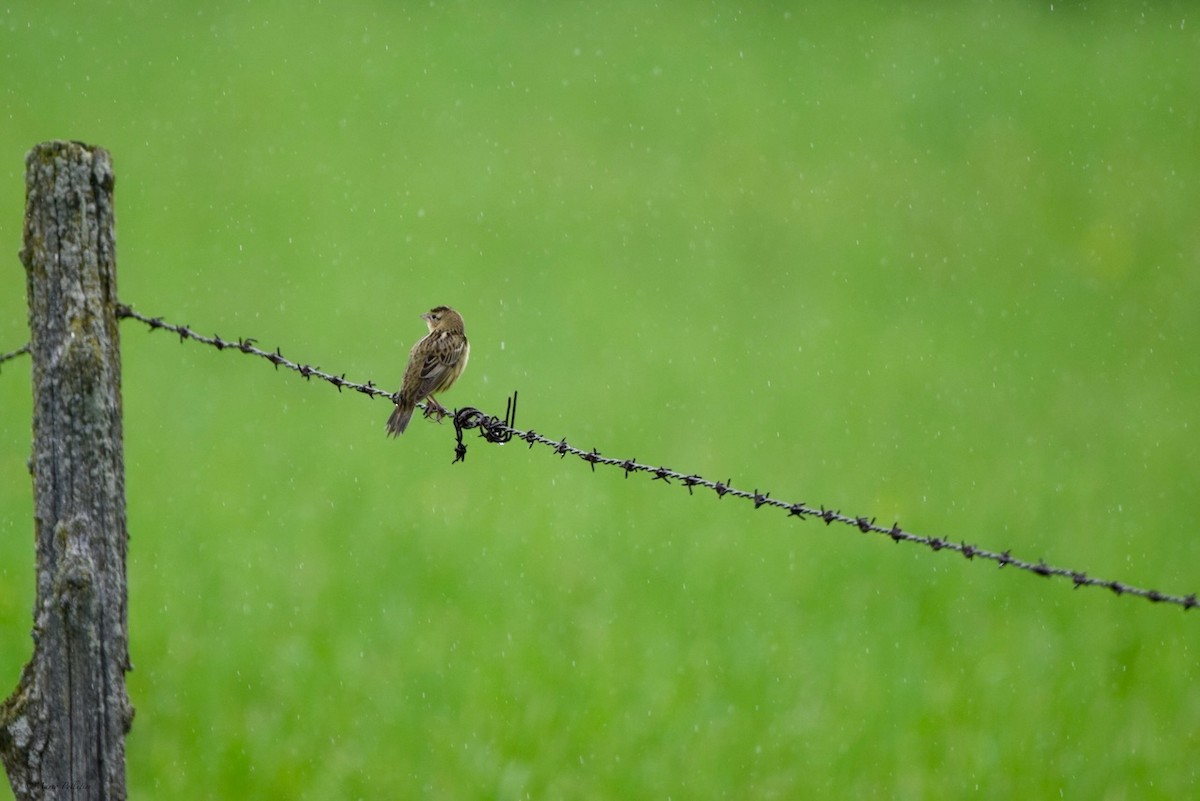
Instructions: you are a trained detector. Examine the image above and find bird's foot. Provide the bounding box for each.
[423,398,450,423]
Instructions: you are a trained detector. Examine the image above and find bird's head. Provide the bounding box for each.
[422,306,465,334]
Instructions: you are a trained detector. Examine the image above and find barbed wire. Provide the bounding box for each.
[0,342,30,371]
[116,303,397,400]
[82,303,1188,612]
[453,407,1198,610]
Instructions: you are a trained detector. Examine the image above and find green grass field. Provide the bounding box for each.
[3,2,1199,797]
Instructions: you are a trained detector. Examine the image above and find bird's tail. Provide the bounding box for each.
[386,402,414,437]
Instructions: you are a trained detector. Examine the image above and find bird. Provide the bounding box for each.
[386,306,470,437]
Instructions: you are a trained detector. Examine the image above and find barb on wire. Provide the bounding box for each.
[0,343,31,371]
[115,302,1199,614]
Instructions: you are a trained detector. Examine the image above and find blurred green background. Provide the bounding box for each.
[3,1,1199,797]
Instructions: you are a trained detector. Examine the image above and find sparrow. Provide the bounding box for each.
[386,306,470,437]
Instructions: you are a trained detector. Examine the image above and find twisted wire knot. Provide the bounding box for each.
[452,392,518,463]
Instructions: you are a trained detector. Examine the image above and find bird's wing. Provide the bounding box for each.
[412,335,467,399]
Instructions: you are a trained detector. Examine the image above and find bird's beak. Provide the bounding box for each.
[420,312,432,322]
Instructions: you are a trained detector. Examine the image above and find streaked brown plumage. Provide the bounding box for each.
[386,306,470,437]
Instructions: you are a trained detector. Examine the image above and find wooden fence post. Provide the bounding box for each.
[1,141,133,800]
